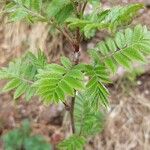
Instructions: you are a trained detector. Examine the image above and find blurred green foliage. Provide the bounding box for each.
[2,120,52,150]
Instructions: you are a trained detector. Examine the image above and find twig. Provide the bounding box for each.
[70,95,76,133]
[82,1,88,15]
[63,102,71,111]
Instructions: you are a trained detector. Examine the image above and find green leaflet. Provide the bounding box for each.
[21,0,42,12]
[66,18,91,29]
[46,0,68,18]
[14,82,28,99]
[104,57,117,73]
[125,28,133,45]
[115,32,126,49]
[46,64,66,74]
[46,0,73,23]
[25,87,36,101]
[97,41,110,55]
[59,80,74,96]
[85,65,110,83]
[61,56,72,69]
[138,42,150,54]
[122,47,145,62]
[133,24,144,42]
[55,3,74,23]
[9,8,28,21]
[58,135,86,150]
[30,0,42,12]
[2,78,21,92]
[21,0,30,7]
[106,38,116,52]
[114,52,131,69]
[65,76,84,89]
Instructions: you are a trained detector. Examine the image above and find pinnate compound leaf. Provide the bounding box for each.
[74,93,105,136]
[89,25,150,72]
[0,51,47,101]
[34,61,84,103]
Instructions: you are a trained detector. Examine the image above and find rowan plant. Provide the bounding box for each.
[1,0,150,149]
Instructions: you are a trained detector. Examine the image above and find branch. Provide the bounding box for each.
[55,25,76,47]
[70,95,76,133]
[81,1,88,15]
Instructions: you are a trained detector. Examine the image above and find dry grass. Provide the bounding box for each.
[96,96,149,150]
